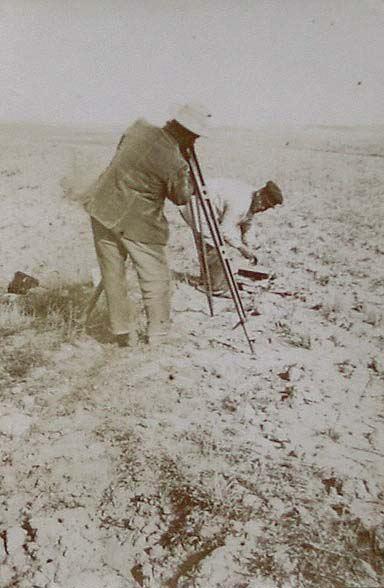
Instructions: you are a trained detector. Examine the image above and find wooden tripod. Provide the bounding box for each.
[185,147,254,353]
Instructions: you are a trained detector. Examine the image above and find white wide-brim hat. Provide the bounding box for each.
[174,103,212,136]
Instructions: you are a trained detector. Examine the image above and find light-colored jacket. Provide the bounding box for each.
[84,119,193,245]
[180,177,256,251]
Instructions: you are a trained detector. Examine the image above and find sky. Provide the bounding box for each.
[1,0,383,129]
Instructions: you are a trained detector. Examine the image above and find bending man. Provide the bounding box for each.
[180,178,283,294]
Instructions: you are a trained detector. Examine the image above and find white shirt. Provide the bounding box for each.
[180,177,256,251]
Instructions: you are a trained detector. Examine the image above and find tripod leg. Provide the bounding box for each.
[84,279,104,324]
[205,203,254,352]
[204,198,247,317]
[190,148,246,315]
[193,195,214,316]
[184,196,214,316]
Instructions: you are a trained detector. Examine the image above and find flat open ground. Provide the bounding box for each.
[0,123,383,587]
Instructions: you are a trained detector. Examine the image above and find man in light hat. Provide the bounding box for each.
[84,104,211,347]
[180,177,283,294]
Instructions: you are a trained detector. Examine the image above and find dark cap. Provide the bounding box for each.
[264,181,283,205]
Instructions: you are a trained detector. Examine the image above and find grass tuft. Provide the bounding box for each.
[275,321,312,349]
[19,284,91,340]
[0,283,94,389]
[0,344,44,389]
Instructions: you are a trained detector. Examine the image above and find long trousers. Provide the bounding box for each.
[179,205,229,292]
[91,218,171,337]
[204,244,229,291]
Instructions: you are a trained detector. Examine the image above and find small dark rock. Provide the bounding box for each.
[7,272,39,294]
[131,563,145,587]
[277,370,290,381]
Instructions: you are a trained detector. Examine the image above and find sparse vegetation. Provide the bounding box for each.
[275,321,312,349]
[0,344,44,391]
[21,284,89,326]
[0,284,95,391]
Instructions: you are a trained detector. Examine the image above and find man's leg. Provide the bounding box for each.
[122,238,171,342]
[91,218,138,339]
[205,244,229,292]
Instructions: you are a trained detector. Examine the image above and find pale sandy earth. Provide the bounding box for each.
[0,123,383,587]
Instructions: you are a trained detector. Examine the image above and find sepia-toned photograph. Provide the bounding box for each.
[0,1,383,586]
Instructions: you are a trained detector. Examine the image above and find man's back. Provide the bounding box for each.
[84,119,192,244]
[206,177,256,222]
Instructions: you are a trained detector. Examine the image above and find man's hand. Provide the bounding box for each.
[167,164,194,205]
[239,245,258,265]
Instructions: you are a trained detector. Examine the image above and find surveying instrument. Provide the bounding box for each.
[183,147,254,353]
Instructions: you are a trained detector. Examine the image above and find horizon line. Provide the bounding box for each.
[1,118,384,134]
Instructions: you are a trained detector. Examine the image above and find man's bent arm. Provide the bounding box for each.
[220,215,257,261]
[220,213,246,251]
